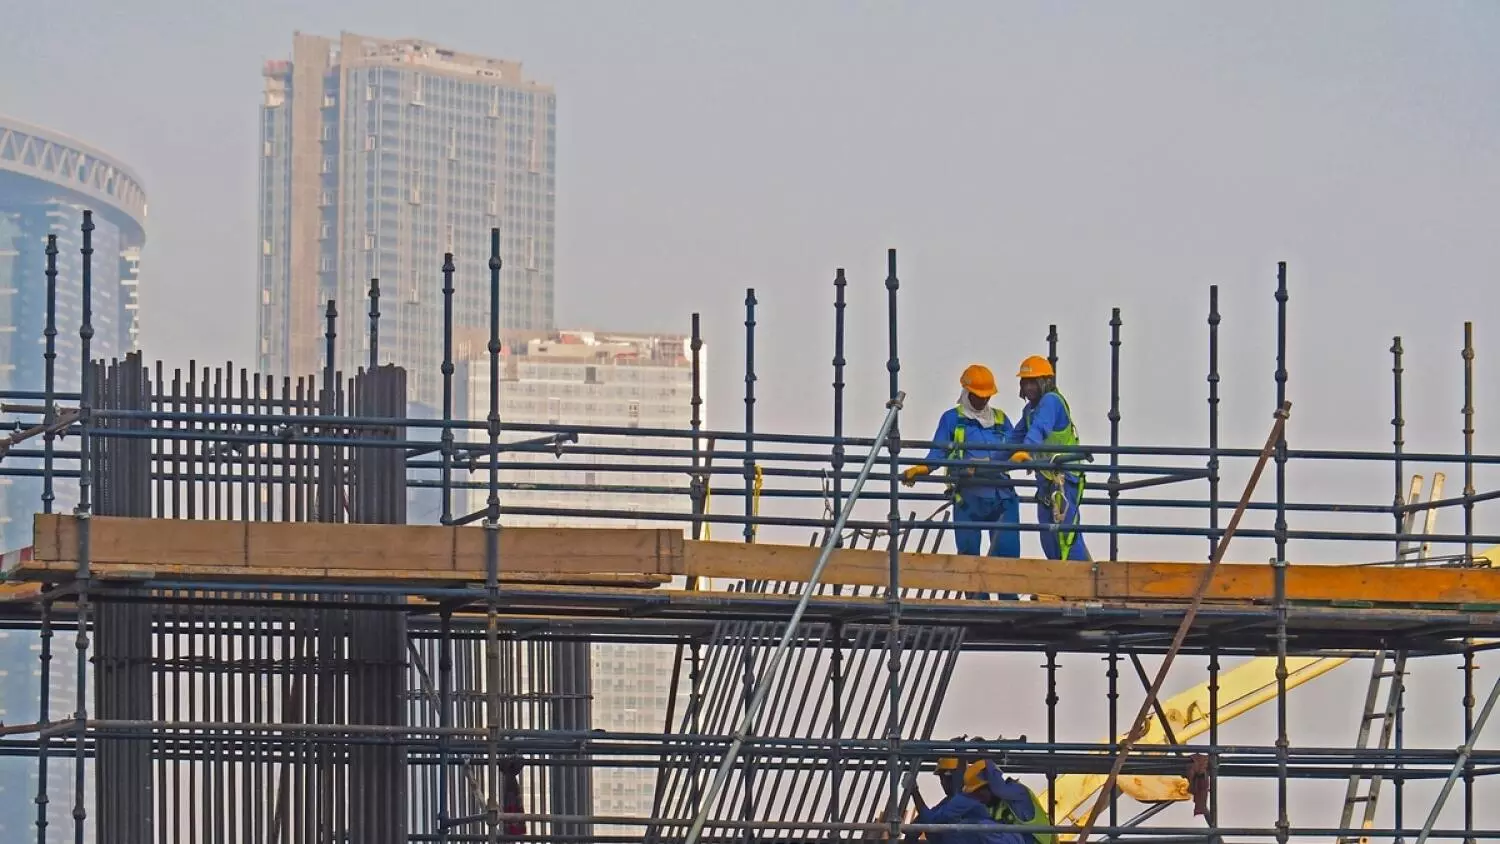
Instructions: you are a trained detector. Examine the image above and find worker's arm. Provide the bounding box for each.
[1019,394,1068,450]
[905,410,958,485]
[923,410,959,465]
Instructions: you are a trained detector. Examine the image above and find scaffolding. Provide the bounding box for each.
[0,211,1496,843]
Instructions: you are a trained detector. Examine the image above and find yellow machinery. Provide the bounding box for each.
[1041,655,1350,834]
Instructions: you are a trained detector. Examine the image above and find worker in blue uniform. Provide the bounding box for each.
[901,757,1044,844]
[900,752,1011,844]
[901,364,1022,600]
[1007,355,1091,562]
[966,760,1055,844]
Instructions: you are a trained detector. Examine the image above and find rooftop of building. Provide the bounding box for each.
[264,31,553,93]
[0,114,148,237]
[502,329,693,367]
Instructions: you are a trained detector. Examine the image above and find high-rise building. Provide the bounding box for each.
[455,329,703,835]
[257,32,557,406]
[0,113,144,843]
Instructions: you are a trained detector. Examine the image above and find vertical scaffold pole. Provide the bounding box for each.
[1108,308,1122,562]
[42,234,58,514]
[36,597,56,843]
[368,278,381,370]
[741,287,758,842]
[440,252,456,525]
[74,209,96,844]
[744,288,758,545]
[1207,286,1221,560]
[883,248,904,841]
[321,300,337,523]
[1207,285,1222,837]
[688,312,706,815]
[36,233,58,844]
[437,609,453,842]
[484,229,505,843]
[1047,323,1059,374]
[1460,321,1476,844]
[1207,641,1220,839]
[1105,640,1119,828]
[1273,262,1291,844]
[830,268,848,838]
[1391,335,1407,843]
[1045,648,1059,827]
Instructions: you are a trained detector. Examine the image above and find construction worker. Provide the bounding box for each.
[964,760,1055,844]
[1007,356,1091,562]
[900,752,1009,844]
[901,365,1021,600]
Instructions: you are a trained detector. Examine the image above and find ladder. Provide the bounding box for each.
[1335,473,1444,844]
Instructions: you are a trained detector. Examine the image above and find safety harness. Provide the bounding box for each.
[945,405,1012,505]
[989,781,1055,844]
[1024,390,1085,561]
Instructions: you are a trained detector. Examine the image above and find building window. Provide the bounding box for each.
[365,134,376,152]
[547,397,560,424]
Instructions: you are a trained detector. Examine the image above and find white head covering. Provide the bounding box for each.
[956,392,998,428]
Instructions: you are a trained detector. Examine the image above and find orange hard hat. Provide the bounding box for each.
[960,364,998,398]
[1016,355,1054,380]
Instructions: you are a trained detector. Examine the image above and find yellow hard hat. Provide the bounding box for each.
[1017,355,1054,380]
[960,364,998,398]
[961,760,989,793]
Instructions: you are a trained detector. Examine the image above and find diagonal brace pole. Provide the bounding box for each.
[1074,400,1291,844]
[682,392,905,844]
[1414,662,1500,844]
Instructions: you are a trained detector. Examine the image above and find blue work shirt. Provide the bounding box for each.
[1006,393,1071,451]
[914,792,1012,844]
[923,407,1018,498]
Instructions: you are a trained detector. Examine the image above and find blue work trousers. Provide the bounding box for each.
[953,491,1020,600]
[1038,475,1091,562]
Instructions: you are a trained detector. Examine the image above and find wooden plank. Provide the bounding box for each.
[34,514,685,576]
[681,542,1500,606]
[8,559,670,589]
[30,514,1500,607]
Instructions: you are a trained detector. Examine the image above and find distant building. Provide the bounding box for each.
[0,113,141,844]
[455,328,704,835]
[256,32,557,407]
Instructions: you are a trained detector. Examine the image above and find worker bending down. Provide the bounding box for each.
[902,753,1053,844]
[1007,356,1091,561]
[902,365,1021,599]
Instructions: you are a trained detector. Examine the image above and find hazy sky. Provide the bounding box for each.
[3,0,1499,836]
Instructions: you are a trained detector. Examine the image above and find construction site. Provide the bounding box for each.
[0,212,1497,844]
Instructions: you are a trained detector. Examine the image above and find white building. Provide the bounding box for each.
[455,328,703,834]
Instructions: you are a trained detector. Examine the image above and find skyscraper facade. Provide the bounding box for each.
[0,113,143,843]
[257,32,557,406]
[456,329,702,836]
